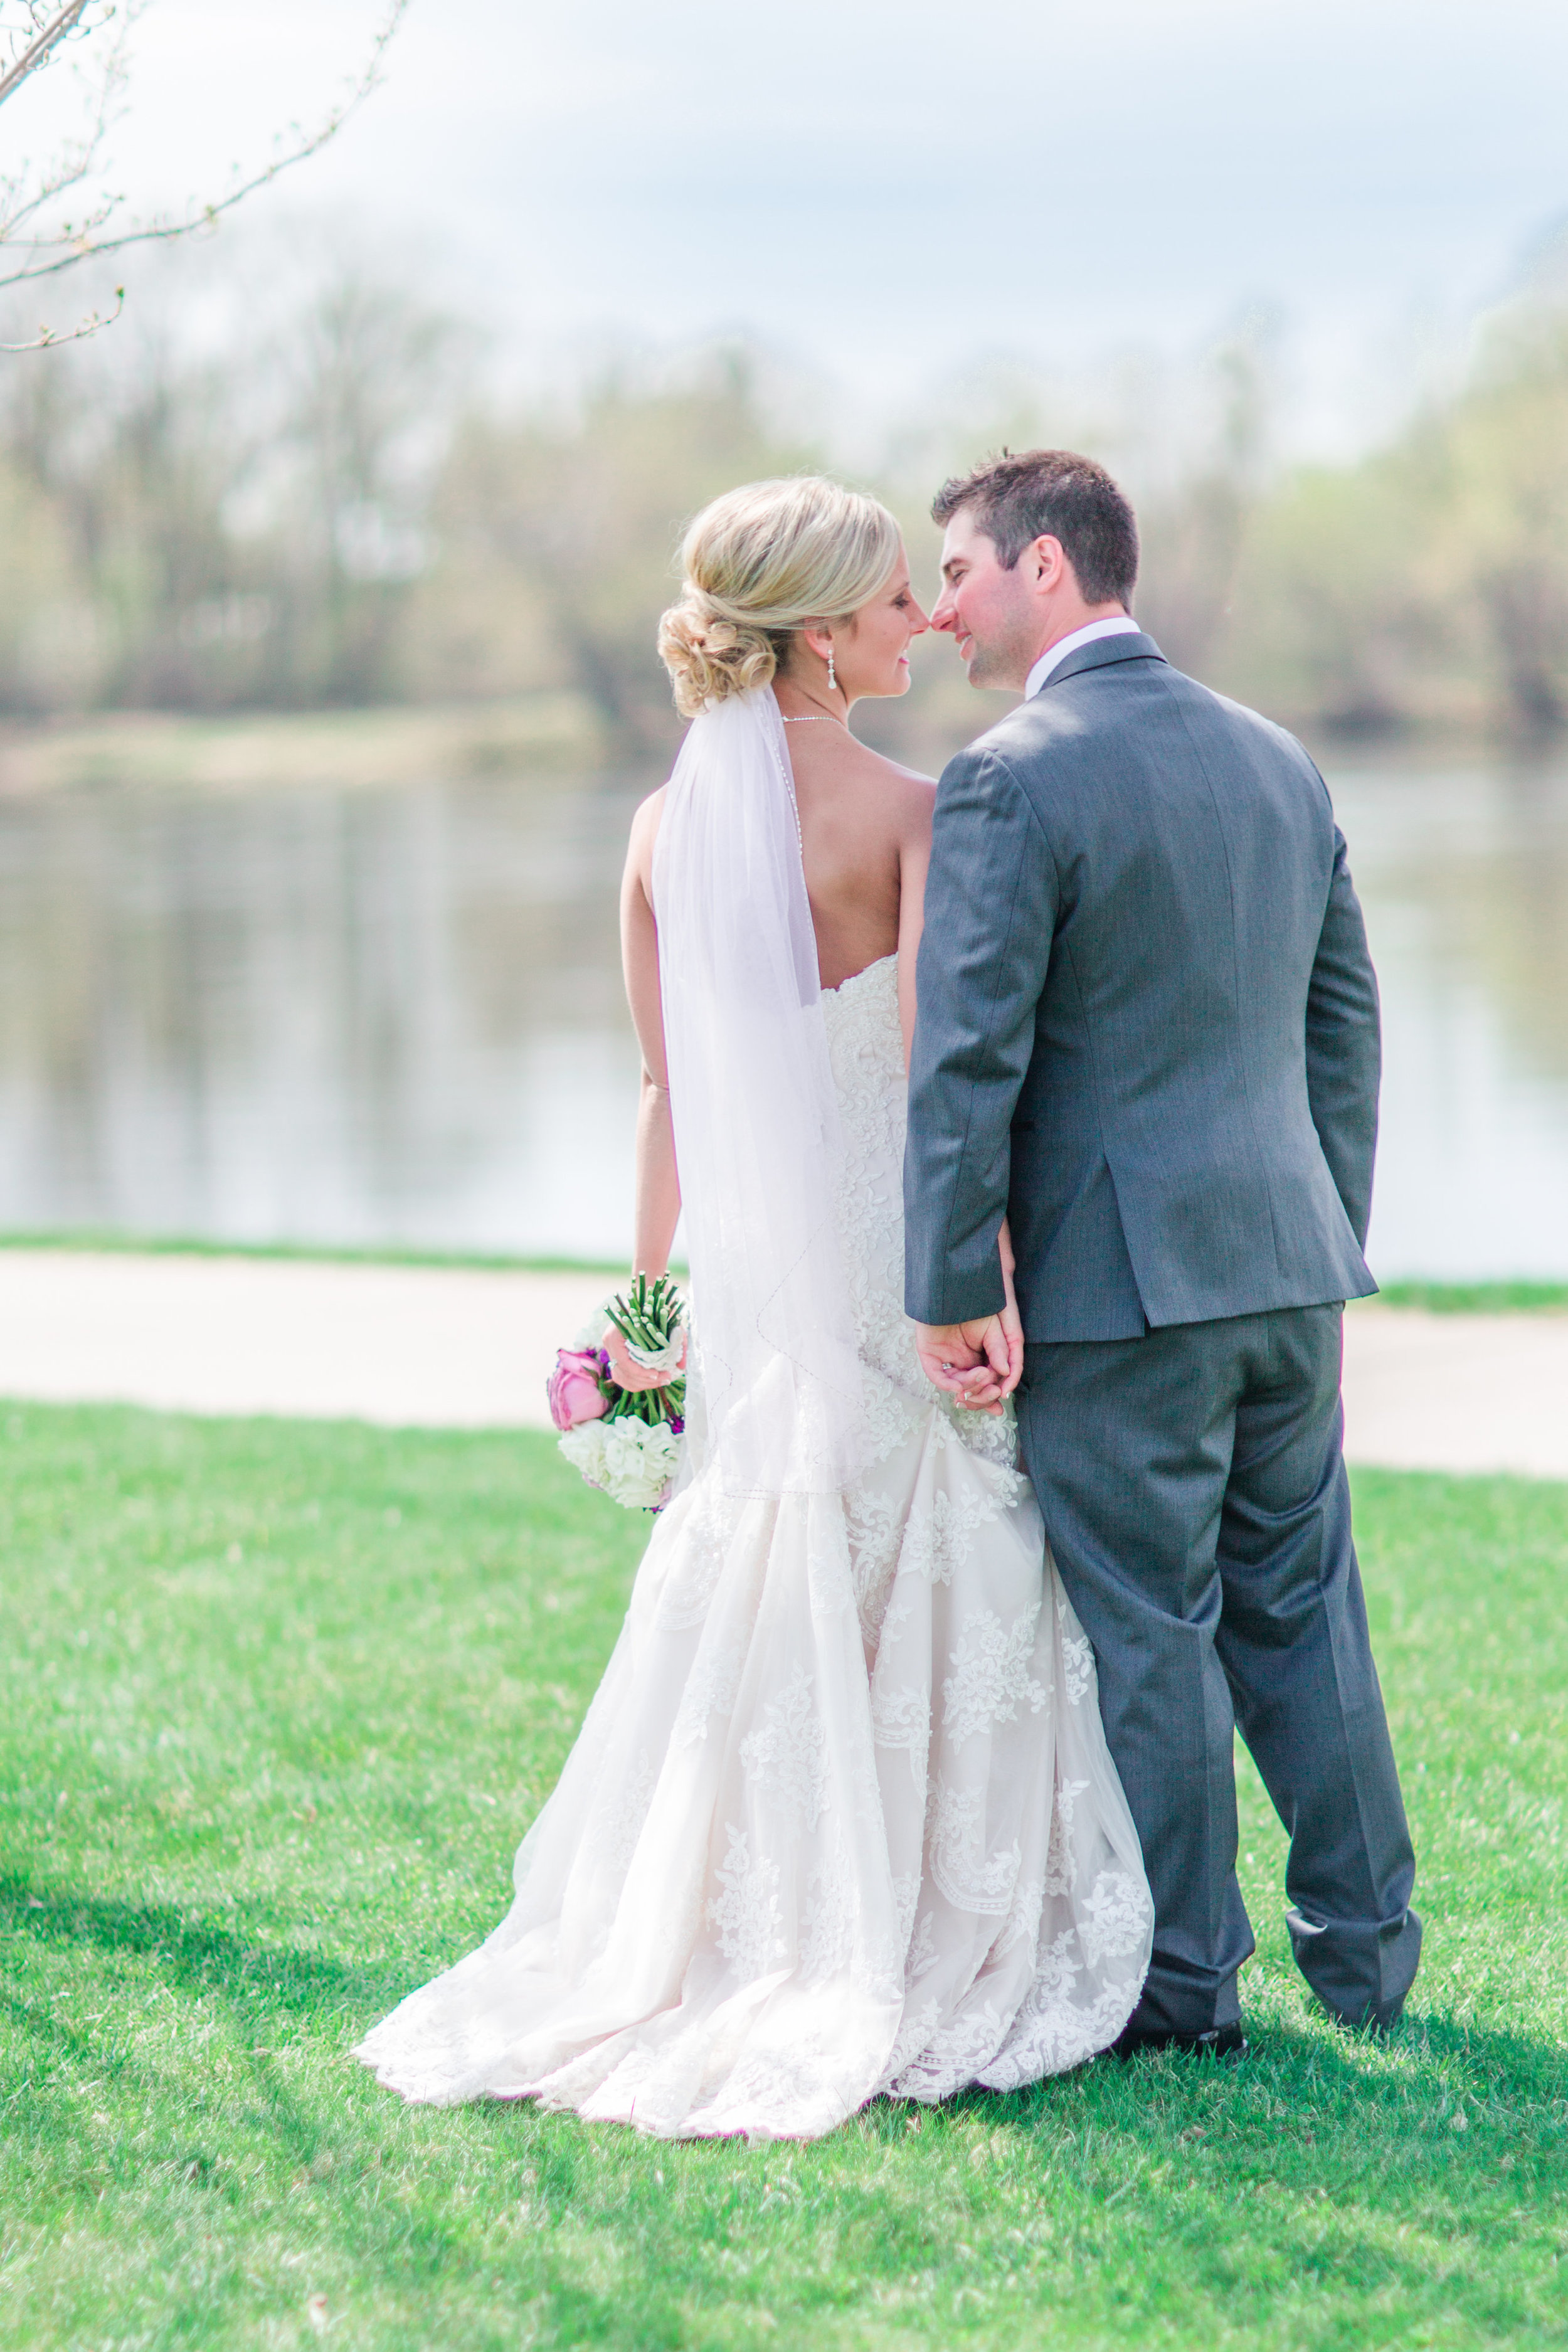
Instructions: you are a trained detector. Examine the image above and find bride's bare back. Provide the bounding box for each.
[618,720,931,1292]
[617,498,935,1287]
[775,706,933,1007]
[623,719,931,1049]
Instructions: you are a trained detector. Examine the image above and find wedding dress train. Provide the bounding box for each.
[356,955,1152,2137]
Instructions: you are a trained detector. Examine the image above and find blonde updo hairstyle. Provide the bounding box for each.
[658,475,903,719]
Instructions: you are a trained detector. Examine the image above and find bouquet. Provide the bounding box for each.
[547,1273,688,1512]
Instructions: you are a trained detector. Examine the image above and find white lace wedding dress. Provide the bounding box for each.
[356,955,1152,2138]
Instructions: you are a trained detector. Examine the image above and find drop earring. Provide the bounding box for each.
[827,645,836,692]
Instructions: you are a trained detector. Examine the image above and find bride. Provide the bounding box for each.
[356,477,1153,2139]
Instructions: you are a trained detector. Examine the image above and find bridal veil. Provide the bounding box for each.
[653,686,868,1498]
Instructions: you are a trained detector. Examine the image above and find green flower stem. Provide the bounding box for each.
[604,1377,686,1428]
[605,1273,685,1357]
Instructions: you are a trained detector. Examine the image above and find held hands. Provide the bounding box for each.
[912,1222,1024,1414]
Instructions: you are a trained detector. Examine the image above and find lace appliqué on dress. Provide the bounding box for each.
[707,1825,786,1976]
[941,1608,1049,1743]
[739,1665,830,1834]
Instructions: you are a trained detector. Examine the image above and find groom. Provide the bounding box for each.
[903,449,1420,2053]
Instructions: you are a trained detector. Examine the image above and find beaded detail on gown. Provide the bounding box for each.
[354,954,1152,2138]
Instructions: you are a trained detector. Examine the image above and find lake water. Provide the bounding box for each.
[0,750,1564,1279]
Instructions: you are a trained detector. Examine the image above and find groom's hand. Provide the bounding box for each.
[913,1314,1022,1414]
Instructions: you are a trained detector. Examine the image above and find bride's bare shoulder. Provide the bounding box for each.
[623,784,667,895]
[868,744,936,790]
[842,738,936,833]
[810,729,927,793]
[630,782,667,844]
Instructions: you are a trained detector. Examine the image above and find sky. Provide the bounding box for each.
[14,0,1568,452]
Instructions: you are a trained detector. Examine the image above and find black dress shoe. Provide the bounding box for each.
[1108,2020,1248,2062]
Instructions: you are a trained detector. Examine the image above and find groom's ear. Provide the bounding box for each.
[1028,534,1070,590]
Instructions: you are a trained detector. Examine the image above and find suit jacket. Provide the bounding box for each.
[903,632,1380,1340]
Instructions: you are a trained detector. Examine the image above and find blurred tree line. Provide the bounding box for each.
[1207,295,1568,741]
[3,243,1568,750]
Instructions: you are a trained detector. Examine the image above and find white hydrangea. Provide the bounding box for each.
[569,1299,617,1351]
[559,1415,682,1512]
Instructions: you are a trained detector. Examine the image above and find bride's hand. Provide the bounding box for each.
[605,1323,685,1393]
[913,1315,1010,1416]
[914,1227,1024,1413]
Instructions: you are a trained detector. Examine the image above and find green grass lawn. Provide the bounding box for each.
[1366,1281,1568,1314]
[1,1407,1565,2351]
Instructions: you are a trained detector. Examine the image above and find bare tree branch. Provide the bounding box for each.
[0,275,118,346]
[0,0,132,252]
[0,0,92,109]
[0,0,408,345]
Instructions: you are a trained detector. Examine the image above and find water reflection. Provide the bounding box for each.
[0,753,1563,1277]
[0,774,647,1259]
[1331,760,1568,1279]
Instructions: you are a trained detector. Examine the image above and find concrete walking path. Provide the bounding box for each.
[0,1249,1562,1480]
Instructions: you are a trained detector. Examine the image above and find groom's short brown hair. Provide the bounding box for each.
[932,450,1138,607]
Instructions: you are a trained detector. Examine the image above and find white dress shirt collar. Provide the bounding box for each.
[1024,614,1141,701]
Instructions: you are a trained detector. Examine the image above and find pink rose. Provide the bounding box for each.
[547,1347,610,1431]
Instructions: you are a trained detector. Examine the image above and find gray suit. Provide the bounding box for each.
[905,631,1419,2035]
